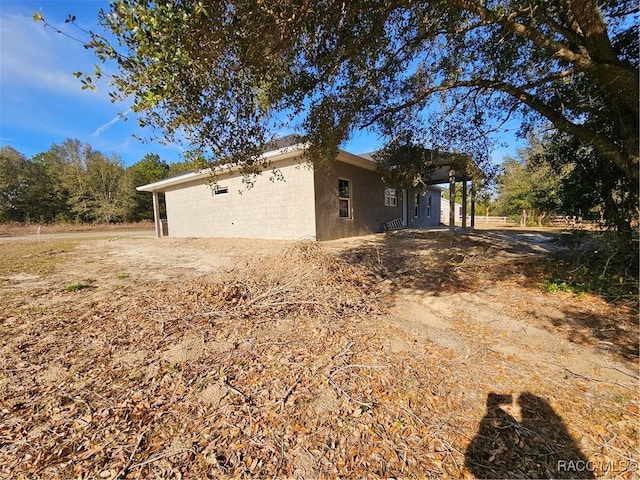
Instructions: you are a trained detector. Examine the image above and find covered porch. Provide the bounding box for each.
[410,152,482,235]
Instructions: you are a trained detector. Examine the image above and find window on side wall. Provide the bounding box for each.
[414,192,420,217]
[338,178,352,219]
[384,188,397,207]
[426,195,432,218]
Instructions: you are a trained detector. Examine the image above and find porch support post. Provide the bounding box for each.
[449,169,456,235]
[461,179,468,229]
[470,182,476,229]
[402,189,408,228]
[152,191,162,238]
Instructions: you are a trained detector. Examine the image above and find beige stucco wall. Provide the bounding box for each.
[314,161,404,241]
[164,159,317,239]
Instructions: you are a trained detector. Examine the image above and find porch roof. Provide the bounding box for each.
[358,150,481,184]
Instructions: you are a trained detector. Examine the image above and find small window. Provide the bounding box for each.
[384,188,397,207]
[213,186,229,195]
[426,195,432,218]
[414,192,420,218]
[338,178,351,219]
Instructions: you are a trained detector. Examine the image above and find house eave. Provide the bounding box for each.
[136,169,212,192]
[336,151,377,171]
[136,142,309,192]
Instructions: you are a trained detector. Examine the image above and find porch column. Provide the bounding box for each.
[449,169,456,235]
[402,189,408,227]
[152,191,162,238]
[470,182,476,229]
[461,179,468,229]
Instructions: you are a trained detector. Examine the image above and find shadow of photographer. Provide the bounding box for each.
[464,392,594,479]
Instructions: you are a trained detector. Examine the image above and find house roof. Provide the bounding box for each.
[136,140,480,193]
[136,142,376,193]
[262,134,304,151]
[359,149,481,185]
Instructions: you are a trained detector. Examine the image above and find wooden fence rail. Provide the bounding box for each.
[470,216,513,224]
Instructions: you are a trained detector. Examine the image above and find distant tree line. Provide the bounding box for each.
[0,139,198,224]
[493,133,637,234]
[4,134,636,235]
[438,132,637,234]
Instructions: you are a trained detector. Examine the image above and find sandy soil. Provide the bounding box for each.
[5,229,635,386]
[1,228,637,479]
[3,229,636,389]
[325,230,637,383]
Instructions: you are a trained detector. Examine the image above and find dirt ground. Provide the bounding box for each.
[0,228,637,479]
[0,221,155,237]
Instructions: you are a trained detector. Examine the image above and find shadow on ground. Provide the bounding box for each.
[465,392,595,479]
[548,309,639,360]
[330,229,638,361]
[332,229,558,294]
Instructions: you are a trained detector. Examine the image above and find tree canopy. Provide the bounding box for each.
[41,0,638,185]
[495,131,638,232]
[496,143,564,226]
[0,141,175,224]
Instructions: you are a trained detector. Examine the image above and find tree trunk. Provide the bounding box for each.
[521,209,527,228]
[537,211,547,227]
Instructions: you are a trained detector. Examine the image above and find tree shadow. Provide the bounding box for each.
[329,229,638,361]
[465,392,595,479]
[331,229,555,295]
[548,310,639,360]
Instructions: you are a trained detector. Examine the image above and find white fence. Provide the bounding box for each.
[471,216,513,224]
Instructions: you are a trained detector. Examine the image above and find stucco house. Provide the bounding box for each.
[137,141,473,240]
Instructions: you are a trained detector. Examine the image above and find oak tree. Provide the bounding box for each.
[39,1,638,186]
[496,143,564,226]
[127,153,170,220]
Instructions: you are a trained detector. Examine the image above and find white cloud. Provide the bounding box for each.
[0,11,110,101]
[0,4,188,166]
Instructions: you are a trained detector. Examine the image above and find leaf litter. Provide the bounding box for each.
[0,235,637,479]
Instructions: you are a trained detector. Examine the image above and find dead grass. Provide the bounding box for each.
[0,233,637,479]
[0,241,77,276]
[200,243,389,319]
[0,221,153,237]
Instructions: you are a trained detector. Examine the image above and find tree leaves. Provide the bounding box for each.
[0,141,172,224]
[2,234,637,478]
[48,0,634,186]
[496,141,565,225]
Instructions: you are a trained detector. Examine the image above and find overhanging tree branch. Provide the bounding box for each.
[450,0,639,113]
[40,0,637,195]
[365,74,636,181]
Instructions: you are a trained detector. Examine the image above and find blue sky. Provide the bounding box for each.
[0,0,188,166]
[0,1,520,168]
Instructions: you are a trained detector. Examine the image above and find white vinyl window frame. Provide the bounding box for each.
[414,192,420,218]
[338,178,352,219]
[384,188,397,207]
[426,194,432,218]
